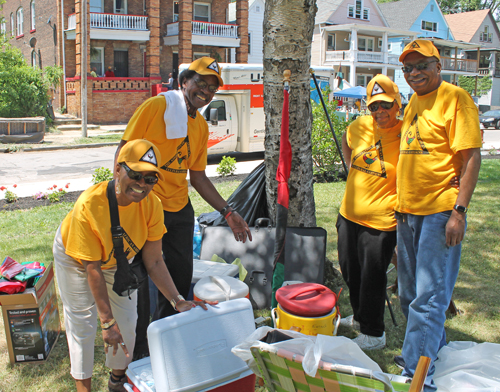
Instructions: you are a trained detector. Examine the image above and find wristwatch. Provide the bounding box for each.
[170,295,185,311]
[453,205,468,213]
[220,205,231,216]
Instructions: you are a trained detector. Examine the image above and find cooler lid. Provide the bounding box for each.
[276,283,336,317]
[192,260,239,283]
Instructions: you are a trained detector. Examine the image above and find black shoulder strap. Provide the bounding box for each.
[106,180,127,262]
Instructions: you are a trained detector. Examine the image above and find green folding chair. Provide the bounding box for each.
[251,345,430,392]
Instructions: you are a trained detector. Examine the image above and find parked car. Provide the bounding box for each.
[479,110,500,129]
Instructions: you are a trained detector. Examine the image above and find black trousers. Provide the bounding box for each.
[133,200,194,359]
[336,214,396,337]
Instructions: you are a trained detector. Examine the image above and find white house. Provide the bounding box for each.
[229,0,265,63]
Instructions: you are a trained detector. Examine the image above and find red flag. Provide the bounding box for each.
[276,88,291,209]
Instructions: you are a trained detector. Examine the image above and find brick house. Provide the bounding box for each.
[1,0,249,123]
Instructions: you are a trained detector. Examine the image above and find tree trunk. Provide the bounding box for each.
[263,0,317,227]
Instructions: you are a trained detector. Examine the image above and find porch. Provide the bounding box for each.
[163,21,240,47]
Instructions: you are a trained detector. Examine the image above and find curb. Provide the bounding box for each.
[1,142,120,153]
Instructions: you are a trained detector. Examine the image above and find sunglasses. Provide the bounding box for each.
[193,78,218,93]
[120,163,158,185]
[401,60,438,74]
[368,101,395,112]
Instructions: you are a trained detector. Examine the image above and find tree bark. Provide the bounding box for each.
[263,0,317,227]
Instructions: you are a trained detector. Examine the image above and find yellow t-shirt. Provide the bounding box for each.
[340,116,401,231]
[123,96,209,212]
[60,181,166,269]
[396,82,482,215]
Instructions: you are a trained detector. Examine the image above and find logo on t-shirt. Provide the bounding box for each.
[161,136,191,174]
[102,230,140,265]
[351,140,387,178]
[401,114,429,155]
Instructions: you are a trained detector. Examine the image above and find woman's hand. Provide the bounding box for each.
[102,323,129,357]
[175,299,218,312]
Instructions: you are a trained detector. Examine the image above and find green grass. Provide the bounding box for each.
[72,134,123,145]
[1,161,499,390]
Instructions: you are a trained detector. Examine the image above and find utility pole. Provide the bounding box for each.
[81,0,88,137]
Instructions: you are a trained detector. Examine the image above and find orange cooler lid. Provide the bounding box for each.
[276,283,336,317]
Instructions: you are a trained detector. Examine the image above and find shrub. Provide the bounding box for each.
[4,189,18,203]
[47,189,67,203]
[0,40,63,122]
[311,89,351,181]
[216,156,237,177]
[92,167,113,185]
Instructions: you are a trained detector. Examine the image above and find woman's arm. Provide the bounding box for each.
[342,132,352,170]
[141,239,210,312]
[82,260,129,357]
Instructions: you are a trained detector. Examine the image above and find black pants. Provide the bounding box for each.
[133,200,194,359]
[336,214,396,337]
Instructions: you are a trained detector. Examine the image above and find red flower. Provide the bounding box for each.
[13,184,17,188]
[65,183,70,188]
[53,184,57,188]
[59,188,63,192]
[0,186,5,191]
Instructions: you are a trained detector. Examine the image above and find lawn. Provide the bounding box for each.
[0,160,499,391]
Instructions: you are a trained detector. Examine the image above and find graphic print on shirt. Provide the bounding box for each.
[161,136,191,174]
[102,230,140,265]
[401,114,429,155]
[351,140,387,178]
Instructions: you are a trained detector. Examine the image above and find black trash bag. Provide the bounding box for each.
[198,162,269,227]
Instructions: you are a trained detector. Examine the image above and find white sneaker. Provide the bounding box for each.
[352,332,386,350]
[339,315,360,331]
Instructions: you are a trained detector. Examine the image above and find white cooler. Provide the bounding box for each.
[126,298,256,392]
[187,260,239,300]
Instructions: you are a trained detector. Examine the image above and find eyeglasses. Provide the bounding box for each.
[401,60,438,74]
[193,78,218,93]
[120,163,158,185]
[368,101,395,112]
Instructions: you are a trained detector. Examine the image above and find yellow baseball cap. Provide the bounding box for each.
[399,39,440,62]
[366,74,402,108]
[117,139,164,181]
[188,57,224,87]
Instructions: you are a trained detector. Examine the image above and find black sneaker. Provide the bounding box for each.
[108,372,127,392]
[394,355,406,370]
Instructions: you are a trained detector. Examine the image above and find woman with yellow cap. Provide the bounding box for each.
[53,139,209,392]
[336,74,402,350]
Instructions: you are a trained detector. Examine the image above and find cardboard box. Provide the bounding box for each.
[0,263,61,364]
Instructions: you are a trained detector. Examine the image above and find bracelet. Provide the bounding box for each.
[170,294,186,311]
[101,318,116,330]
[225,210,233,219]
[220,204,231,216]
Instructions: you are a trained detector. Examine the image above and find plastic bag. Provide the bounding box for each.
[231,326,385,379]
[1,256,25,279]
[433,341,500,391]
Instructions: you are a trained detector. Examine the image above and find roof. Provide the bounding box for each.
[378,0,430,30]
[315,0,346,24]
[444,9,490,42]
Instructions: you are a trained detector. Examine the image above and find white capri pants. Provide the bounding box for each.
[53,226,138,380]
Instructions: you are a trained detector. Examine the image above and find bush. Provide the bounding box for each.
[0,40,63,122]
[92,167,114,185]
[4,189,18,203]
[311,90,351,181]
[216,156,237,177]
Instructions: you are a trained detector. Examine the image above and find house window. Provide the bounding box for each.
[30,0,35,30]
[430,4,434,11]
[248,32,251,54]
[356,74,372,87]
[90,47,104,76]
[256,5,261,12]
[193,3,210,22]
[194,52,210,60]
[348,5,354,17]
[173,2,179,22]
[358,36,374,52]
[16,8,23,36]
[347,0,369,20]
[327,33,335,51]
[480,25,492,42]
[31,50,37,68]
[421,20,437,32]
[10,13,14,35]
[378,38,382,48]
[1,21,6,35]
[114,0,127,14]
[90,0,103,13]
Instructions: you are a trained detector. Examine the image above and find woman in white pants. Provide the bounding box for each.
[54,139,208,392]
